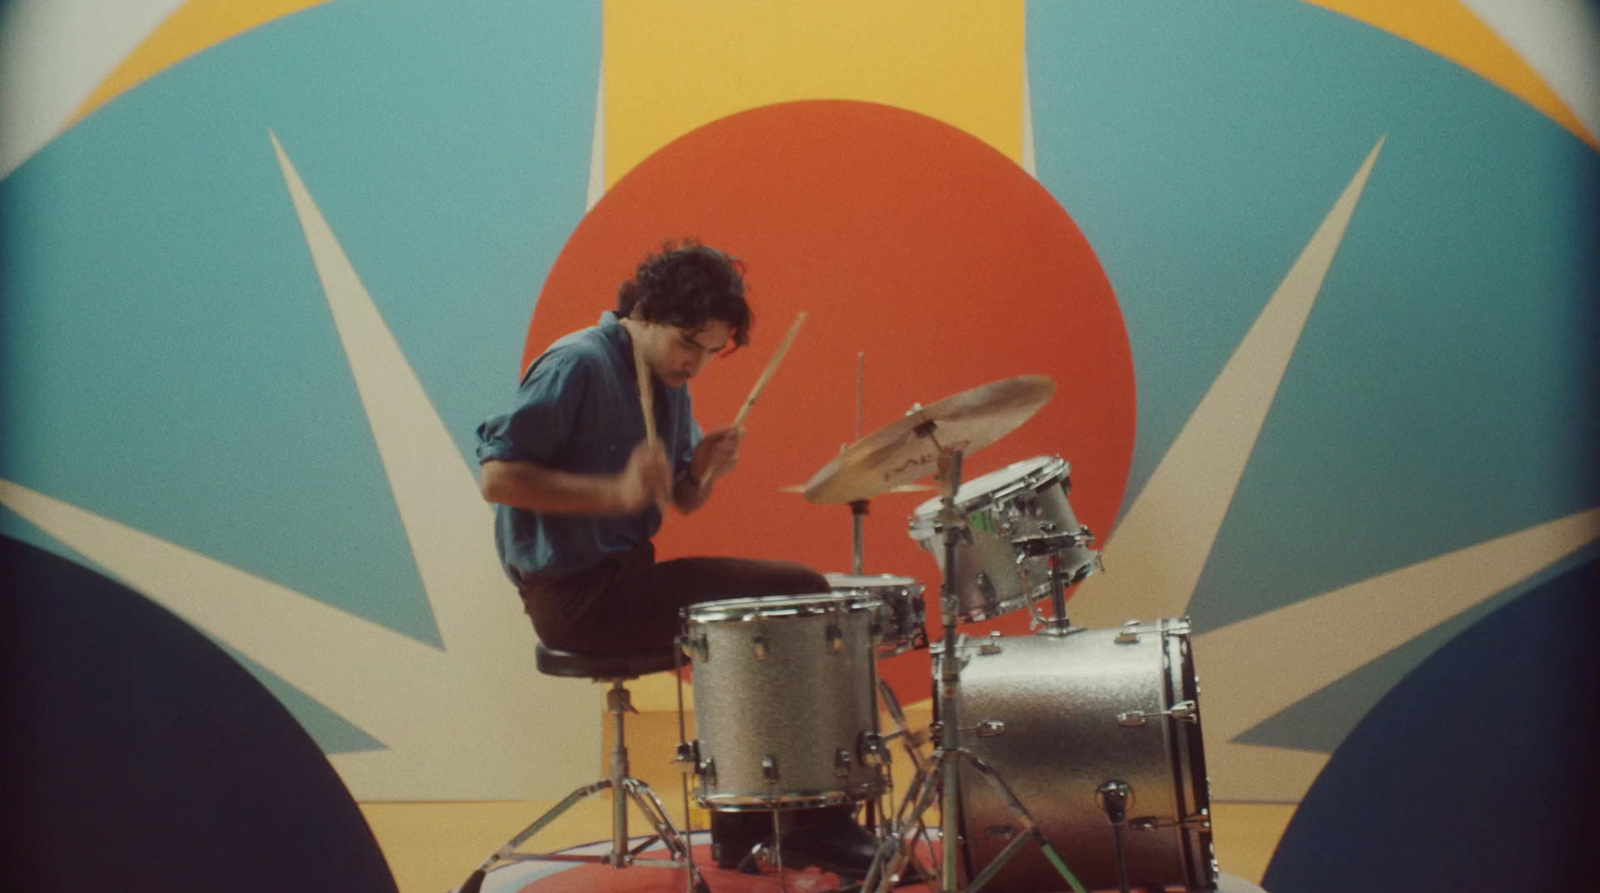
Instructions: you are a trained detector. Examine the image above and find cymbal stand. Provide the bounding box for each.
[864,445,1088,893]
[851,352,867,575]
[850,499,869,574]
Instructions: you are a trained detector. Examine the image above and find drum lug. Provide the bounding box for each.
[1130,812,1212,832]
[761,755,780,782]
[700,757,717,788]
[980,631,1004,655]
[834,748,854,777]
[1115,620,1143,644]
[1170,700,1199,723]
[1119,699,1199,727]
[858,731,887,767]
[826,622,844,654]
[752,634,769,661]
[684,633,709,662]
[674,740,700,772]
[997,501,1025,537]
[953,720,1004,742]
[975,572,997,607]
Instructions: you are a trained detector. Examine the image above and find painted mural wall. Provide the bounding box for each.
[3,0,1596,886]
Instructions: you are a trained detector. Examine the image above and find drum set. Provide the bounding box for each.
[675,375,1219,893]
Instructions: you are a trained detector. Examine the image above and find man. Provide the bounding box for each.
[475,241,877,877]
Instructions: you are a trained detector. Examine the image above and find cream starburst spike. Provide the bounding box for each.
[0,132,603,800]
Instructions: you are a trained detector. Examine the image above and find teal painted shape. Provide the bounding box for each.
[1027,1,1599,631]
[0,0,599,659]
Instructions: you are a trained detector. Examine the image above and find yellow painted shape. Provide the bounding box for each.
[362,798,616,893]
[70,0,334,127]
[1306,0,1597,147]
[602,0,1026,187]
[1211,802,1299,885]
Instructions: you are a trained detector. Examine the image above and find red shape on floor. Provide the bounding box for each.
[513,842,934,892]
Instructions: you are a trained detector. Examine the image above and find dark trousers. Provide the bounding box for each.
[514,541,830,655]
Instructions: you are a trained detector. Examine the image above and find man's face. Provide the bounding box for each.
[639,319,732,388]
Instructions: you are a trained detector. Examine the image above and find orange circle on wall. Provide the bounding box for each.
[527,100,1135,697]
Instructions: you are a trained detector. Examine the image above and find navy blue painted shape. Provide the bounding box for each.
[1262,557,1600,892]
[0,536,399,893]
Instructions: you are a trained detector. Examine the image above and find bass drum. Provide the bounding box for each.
[947,620,1217,892]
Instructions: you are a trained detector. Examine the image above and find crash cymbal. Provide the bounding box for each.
[802,375,1055,505]
[778,483,937,495]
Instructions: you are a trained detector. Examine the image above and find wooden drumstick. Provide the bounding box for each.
[629,320,671,507]
[732,311,807,427]
[630,321,656,446]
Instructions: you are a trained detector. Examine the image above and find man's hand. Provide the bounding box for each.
[613,441,671,514]
[690,426,744,487]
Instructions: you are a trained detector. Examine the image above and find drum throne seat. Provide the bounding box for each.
[455,643,707,893]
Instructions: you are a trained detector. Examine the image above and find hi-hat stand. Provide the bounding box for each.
[863,446,1088,893]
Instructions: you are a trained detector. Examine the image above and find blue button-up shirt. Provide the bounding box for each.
[475,311,701,577]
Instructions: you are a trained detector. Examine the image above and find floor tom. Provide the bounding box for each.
[682,593,887,810]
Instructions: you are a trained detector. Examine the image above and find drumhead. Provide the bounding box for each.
[682,591,873,623]
[909,455,1067,521]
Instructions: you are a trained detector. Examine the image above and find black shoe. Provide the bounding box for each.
[775,814,880,880]
[709,810,772,870]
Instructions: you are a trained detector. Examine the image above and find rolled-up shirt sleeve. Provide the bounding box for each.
[476,351,588,466]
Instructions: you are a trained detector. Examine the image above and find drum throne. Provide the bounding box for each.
[455,644,708,893]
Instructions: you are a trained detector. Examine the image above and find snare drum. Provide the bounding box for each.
[682,593,888,810]
[946,620,1216,892]
[824,573,927,656]
[908,455,1099,623]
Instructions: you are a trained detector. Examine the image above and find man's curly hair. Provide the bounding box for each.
[616,241,752,350]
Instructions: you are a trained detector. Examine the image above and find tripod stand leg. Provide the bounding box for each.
[865,766,939,893]
[455,779,614,893]
[878,678,929,777]
[963,753,1089,893]
[620,779,709,893]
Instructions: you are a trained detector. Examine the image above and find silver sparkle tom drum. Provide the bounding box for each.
[824,573,927,656]
[682,593,888,810]
[946,619,1217,892]
[908,455,1099,623]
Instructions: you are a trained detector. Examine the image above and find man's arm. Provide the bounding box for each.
[672,473,712,514]
[481,443,669,516]
[670,426,743,515]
